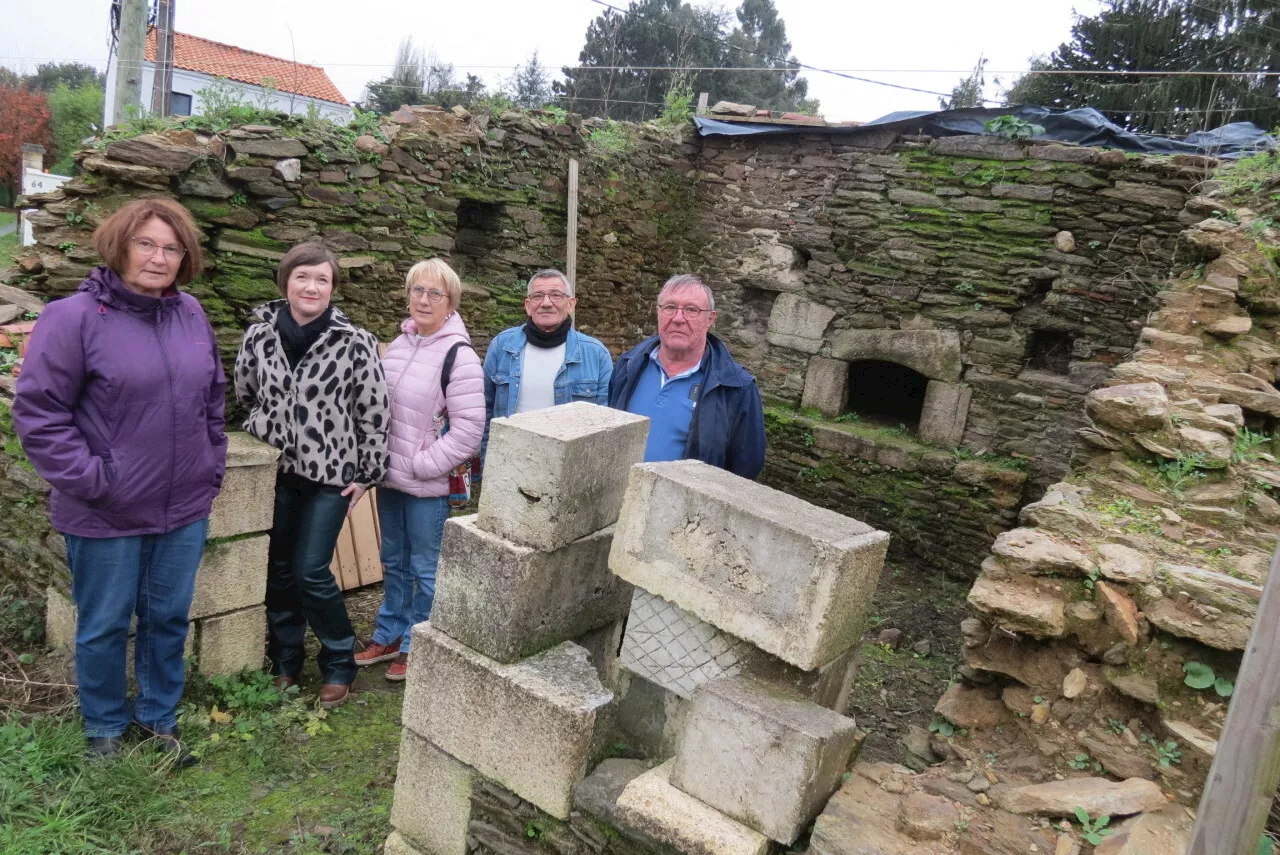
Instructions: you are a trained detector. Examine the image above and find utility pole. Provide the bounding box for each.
[111,0,147,125]
[149,0,175,117]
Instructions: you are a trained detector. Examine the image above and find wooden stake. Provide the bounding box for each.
[566,158,579,290]
[149,0,174,116]
[1188,543,1280,855]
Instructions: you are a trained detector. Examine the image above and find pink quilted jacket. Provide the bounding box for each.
[380,313,484,498]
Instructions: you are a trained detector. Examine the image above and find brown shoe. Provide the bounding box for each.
[385,653,409,682]
[273,674,298,693]
[354,638,402,666]
[318,683,351,709]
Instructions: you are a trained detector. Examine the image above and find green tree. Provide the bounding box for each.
[47,82,103,173]
[558,0,815,120]
[1006,0,1280,135]
[941,55,987,109]
[360,38,462,114]
[508,50,554,109]
[27,62,104,93]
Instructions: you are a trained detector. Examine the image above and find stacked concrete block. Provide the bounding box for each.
[386,403,649,855]
[604,460,882,848]
[44,432,279,678]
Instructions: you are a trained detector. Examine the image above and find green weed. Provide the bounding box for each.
[1234,427,1275,463]
[1158,452,1208,496]
[1074,806,1113,845]
[1141,734,1182,767]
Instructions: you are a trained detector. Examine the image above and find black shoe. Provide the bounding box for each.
[86,735,124,758]
[132,721,198,768]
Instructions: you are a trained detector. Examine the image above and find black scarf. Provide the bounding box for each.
[276,306,332,369]
[523,317,571,349]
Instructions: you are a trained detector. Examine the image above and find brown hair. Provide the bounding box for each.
[92,197,205,286]
[276,242,341,295]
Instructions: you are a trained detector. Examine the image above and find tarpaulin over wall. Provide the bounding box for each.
[693,105,1276,158]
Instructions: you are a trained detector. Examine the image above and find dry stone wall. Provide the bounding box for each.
[692,133,1202,489]
[940,204,1280,806]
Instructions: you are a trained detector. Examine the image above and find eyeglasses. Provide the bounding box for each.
[526,291,571,305]
[410,286,447,304]
[658,303,709,319]
[130,237,186,261]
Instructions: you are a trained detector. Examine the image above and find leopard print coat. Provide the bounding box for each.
[234,301,389,487]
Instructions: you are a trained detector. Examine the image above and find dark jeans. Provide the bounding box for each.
[63,518,208,737]
[266,472,356,685]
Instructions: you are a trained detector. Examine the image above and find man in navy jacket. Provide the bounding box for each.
[608,274,766,479]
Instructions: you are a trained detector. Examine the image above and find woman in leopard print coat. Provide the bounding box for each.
[234,242,389,709]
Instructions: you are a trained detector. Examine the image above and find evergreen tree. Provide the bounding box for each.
[47,81,104,173]
[509,51,553,109]
[1006,0,1280,135]
[361,38,462,113]
[27,62,104,93]
[558,0,815,120]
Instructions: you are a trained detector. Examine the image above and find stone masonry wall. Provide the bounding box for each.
[692,133,1204,489]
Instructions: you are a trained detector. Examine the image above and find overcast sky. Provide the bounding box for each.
[2,0,1101,122]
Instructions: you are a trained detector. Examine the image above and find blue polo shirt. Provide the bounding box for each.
[628,351,704,462]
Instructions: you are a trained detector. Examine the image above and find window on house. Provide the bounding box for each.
[1028,329,1074,375]
[170,92,193,116]
[844,360,929,431]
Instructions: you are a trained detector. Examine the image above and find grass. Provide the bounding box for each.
[0,211,18,266]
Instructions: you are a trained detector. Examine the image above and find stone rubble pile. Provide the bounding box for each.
[942,202,1280,807]
[44,433,282,677]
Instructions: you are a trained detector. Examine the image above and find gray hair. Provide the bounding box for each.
[658,274,715,311]
[526,268,573,297]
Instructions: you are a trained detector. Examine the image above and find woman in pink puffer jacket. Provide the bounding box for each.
[355,258,484,680]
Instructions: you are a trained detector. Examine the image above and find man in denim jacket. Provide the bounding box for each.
[482,269,613,453]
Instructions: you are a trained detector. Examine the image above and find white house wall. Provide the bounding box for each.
[104,57,353,126]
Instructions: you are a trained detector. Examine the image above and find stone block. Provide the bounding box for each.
[477,403,649,552]
[431,516,632,663]
[390,729,473,855]
[574,619,624,692]
[671,676,860,843]
[195,605,265,676]
[207,433,281,539]
[383,831,427,855]
[766,294,837,353]
[613,761,769,855]
[610,461,890,670]
[829,329,962,382]
[46,588,195,679]
[918,380,971,448]
[801,357,849,418]
[189,534,269,620]
[401,623,614,819]
[616,671,689,759]
[619,589,859,706]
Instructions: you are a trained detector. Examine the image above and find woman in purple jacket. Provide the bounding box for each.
[14,198,227,762]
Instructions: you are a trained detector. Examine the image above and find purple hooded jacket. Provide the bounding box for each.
[13,266,228,538]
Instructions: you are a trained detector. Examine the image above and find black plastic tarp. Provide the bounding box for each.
[694,105,1275,157]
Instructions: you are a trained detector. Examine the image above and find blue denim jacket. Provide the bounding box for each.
[482,325,613,455]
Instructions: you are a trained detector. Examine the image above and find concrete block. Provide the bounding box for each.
[613,761,768,855]
[189,534,269,620]
[195,605,265,676]
[401,623,614,819]
[207,433,281,539]
[671,676,861,843]
[390,729,473,855]
[767,294,837,354]
[610,461,890,670]
[383,831,427,855]
[801,357,849,418]
[431,516,632,663]
[617,670,689,760]
[918,380,972,448]
[477,402,649,552]
[45,586,76,653]
[574,619,624,692]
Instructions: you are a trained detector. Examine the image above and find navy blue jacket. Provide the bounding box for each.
[608,333,766,479]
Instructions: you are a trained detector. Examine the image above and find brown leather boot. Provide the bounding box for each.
[318,683,351,709]
[273,674,299,693]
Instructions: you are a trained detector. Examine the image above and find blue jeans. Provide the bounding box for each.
[373,489,449,654]
[63,518,208,737]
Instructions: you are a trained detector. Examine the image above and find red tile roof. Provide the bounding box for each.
[145,30,349,106]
